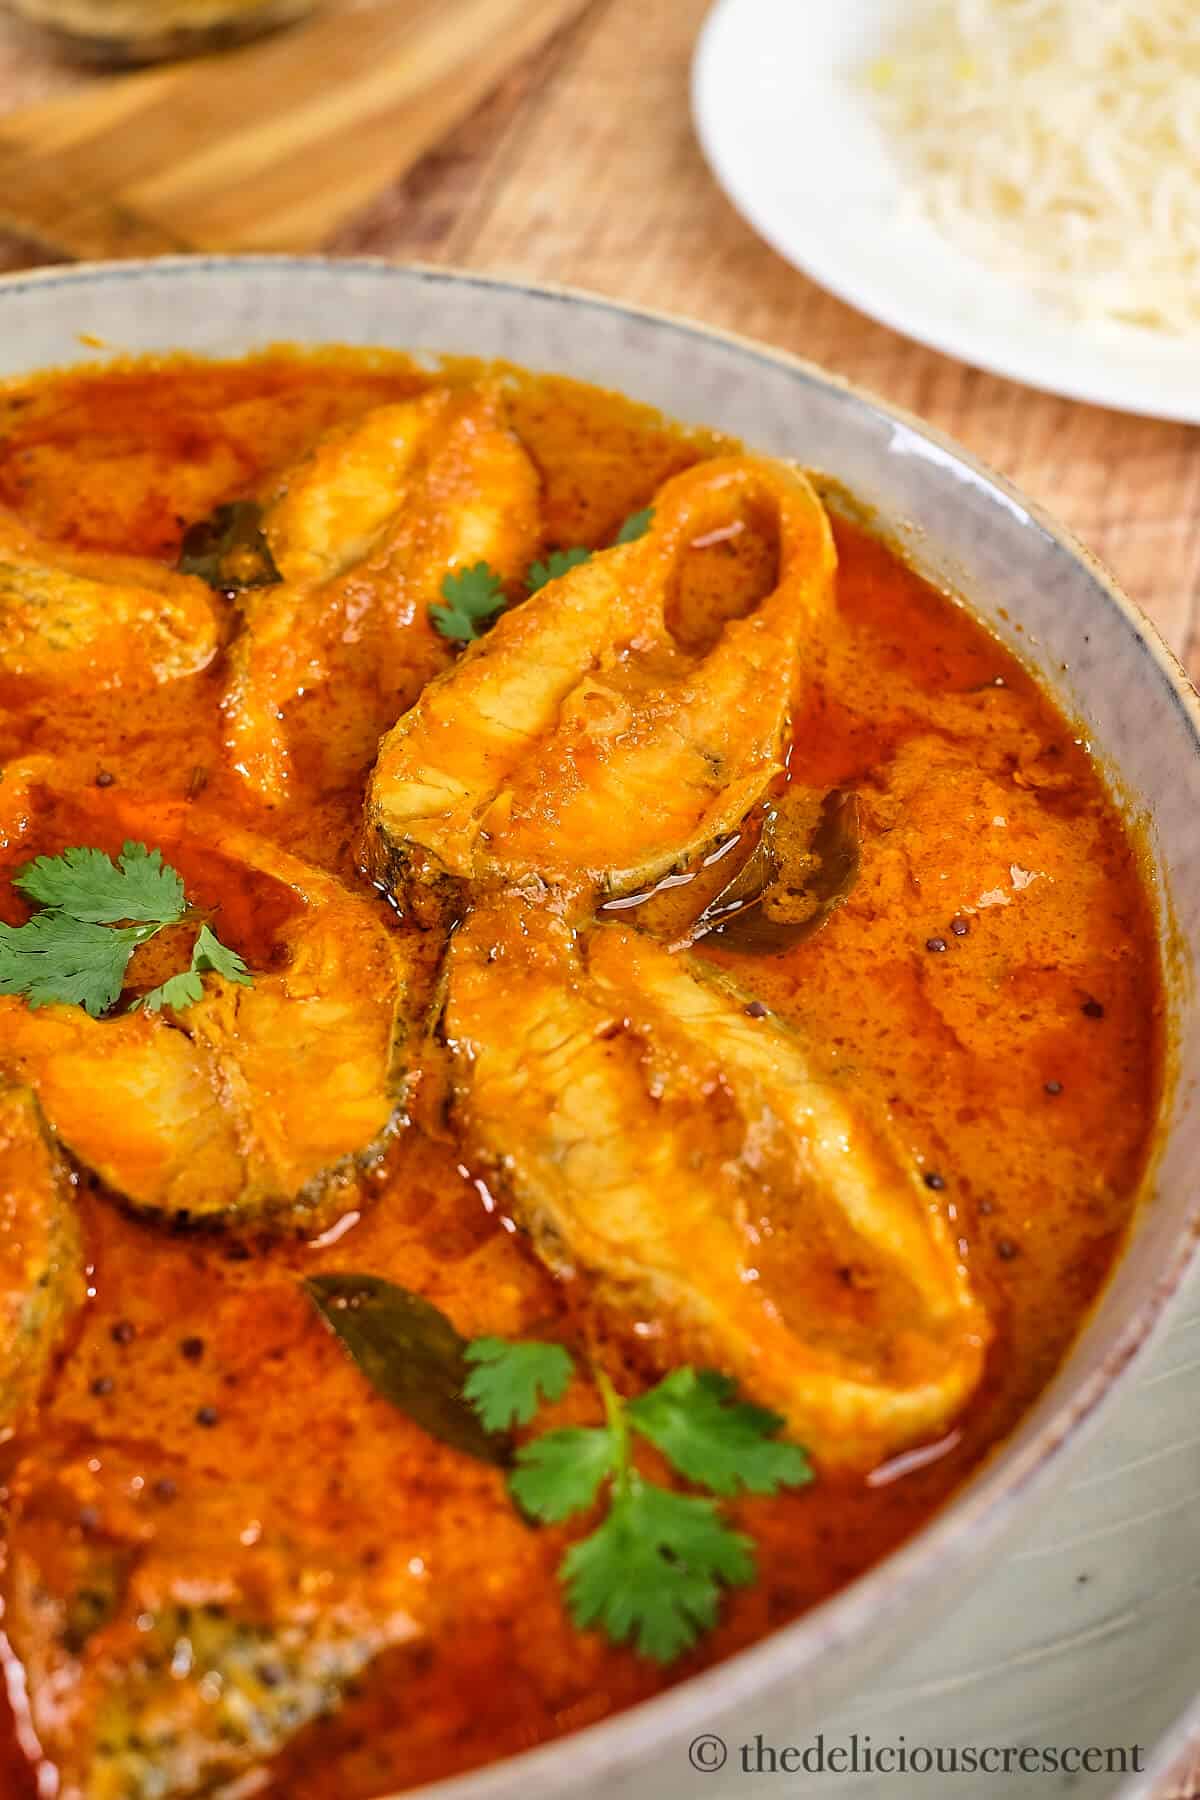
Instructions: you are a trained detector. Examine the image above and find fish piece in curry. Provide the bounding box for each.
[3,1437,424,1800]
[0,1082,82,1427]
[0,504,218,692]
[364,455,835,909]
[222,386,541,804]
[0,784,417,1227]
[442,905,988,1468]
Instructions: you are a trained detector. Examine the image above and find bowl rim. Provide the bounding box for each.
[1,254,1197,1800]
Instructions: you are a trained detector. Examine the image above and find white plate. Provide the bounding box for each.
[692,0,1200,423]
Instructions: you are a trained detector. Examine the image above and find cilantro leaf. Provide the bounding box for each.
[615,506,654,545]
[562,1478,755,1662]
[14,841,185,925]
[460,1346,812,1661]
[521,508,655,599]
[191,921,252,987]
[463,1337,574,1431]
[139,969,205,1014]
[627,1368,812,1497]
[0,914,145,1017]
[2,841,254,1017]
[526,546,592,594]
[509,1427,617,1523]
[126,923,249,1014]
[430,563,508,643]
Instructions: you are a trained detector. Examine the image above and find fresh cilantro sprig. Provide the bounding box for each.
[0,913,145,1016]
[465,1340,811,1662]
[525,546,592,595]
[140,922,251,1014]
[430,563,508,643]
[192,921,250,984]
[0,841,251,1019]
[626,1368,806,1496]
[15,842,185,921]
[525,505,657,596]
[141,968,205,1014]
[614,505,654,545]
[564,1477,754,1663]
[463,1336,572,1430]
[434,505,659,636]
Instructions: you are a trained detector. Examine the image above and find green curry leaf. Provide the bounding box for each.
[178,501,282,592]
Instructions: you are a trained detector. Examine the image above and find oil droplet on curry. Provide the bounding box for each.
[0,351,1162,1799]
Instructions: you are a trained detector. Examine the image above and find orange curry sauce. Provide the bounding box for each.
[0,353,1163,1797]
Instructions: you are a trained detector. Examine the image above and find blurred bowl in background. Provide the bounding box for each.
[0,0,318,65]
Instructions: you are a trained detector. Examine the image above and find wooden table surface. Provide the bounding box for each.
[0,0,1197,1791]
[0,0,1198,698]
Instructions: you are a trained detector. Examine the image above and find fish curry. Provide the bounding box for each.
[0,351,1162,1799]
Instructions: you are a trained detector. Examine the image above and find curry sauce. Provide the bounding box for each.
[0,352,1162,1799]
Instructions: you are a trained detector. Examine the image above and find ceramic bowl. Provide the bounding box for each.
[1,258,1196,1800]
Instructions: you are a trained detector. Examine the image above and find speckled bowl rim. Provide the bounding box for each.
[0,257,1196,1800]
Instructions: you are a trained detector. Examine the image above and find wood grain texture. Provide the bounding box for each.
[0,0,1197,1789]
[336,0,1200,693]
[0,0,590,255]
